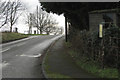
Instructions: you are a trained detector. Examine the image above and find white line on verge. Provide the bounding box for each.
[1,48,10,53]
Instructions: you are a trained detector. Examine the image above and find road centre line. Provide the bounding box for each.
[20,54,42,58]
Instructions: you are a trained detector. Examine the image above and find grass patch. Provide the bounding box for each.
[65,43,119,78]
[65,41,72,48]
[1,32,28,43]
[76,59,118,78]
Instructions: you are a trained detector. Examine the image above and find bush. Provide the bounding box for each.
[69,25,120,68]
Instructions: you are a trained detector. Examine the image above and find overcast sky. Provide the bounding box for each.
[0,0,65,34]
[19,0,65,34]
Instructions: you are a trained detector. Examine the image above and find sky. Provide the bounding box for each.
[0,0,65,34]
[19,0,65,34]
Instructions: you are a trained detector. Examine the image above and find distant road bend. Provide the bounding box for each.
[1,35,62,78]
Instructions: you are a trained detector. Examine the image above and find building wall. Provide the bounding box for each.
[89,13,103,32]
[89,12,117,33]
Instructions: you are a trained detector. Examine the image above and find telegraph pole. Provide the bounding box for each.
[65,16,68,42]
[36,6,39,34]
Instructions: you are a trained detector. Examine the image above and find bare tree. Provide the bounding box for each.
[0,0,24,32]
[26,13,34,34]
[43,16,58,35]
[9,0,23,32]
[38,11,49,34]
[26,5,59,35]
[0,1,10,28]
[53,27,63,35]
[36,10,59,35]
[34,6,48,34]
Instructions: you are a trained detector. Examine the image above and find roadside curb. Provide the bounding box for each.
[41,36,63,79]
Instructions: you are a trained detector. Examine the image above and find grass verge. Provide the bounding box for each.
[1,32,28,43]
[76,58,118,78]
[65,42,118,78]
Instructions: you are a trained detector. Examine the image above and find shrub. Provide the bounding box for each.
[69,24,120,68]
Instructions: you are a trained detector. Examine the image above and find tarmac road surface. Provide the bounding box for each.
[1,35,62,78]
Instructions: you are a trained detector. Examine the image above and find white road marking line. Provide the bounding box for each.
[33,54,42,58]
[1,42,26,53]
[16,55,18,56]
[1,48,11,53]
[16,42,26,47]
[20,54,42,58]
[29,36,39,38]
[0,61,10,68]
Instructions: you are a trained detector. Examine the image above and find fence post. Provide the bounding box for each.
[99,24,104,69]
[101,38,104,69]
[116,37,119,70]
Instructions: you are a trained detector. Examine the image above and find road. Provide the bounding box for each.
[1,35,61,78]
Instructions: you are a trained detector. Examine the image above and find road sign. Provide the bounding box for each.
[99,24,103,38]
